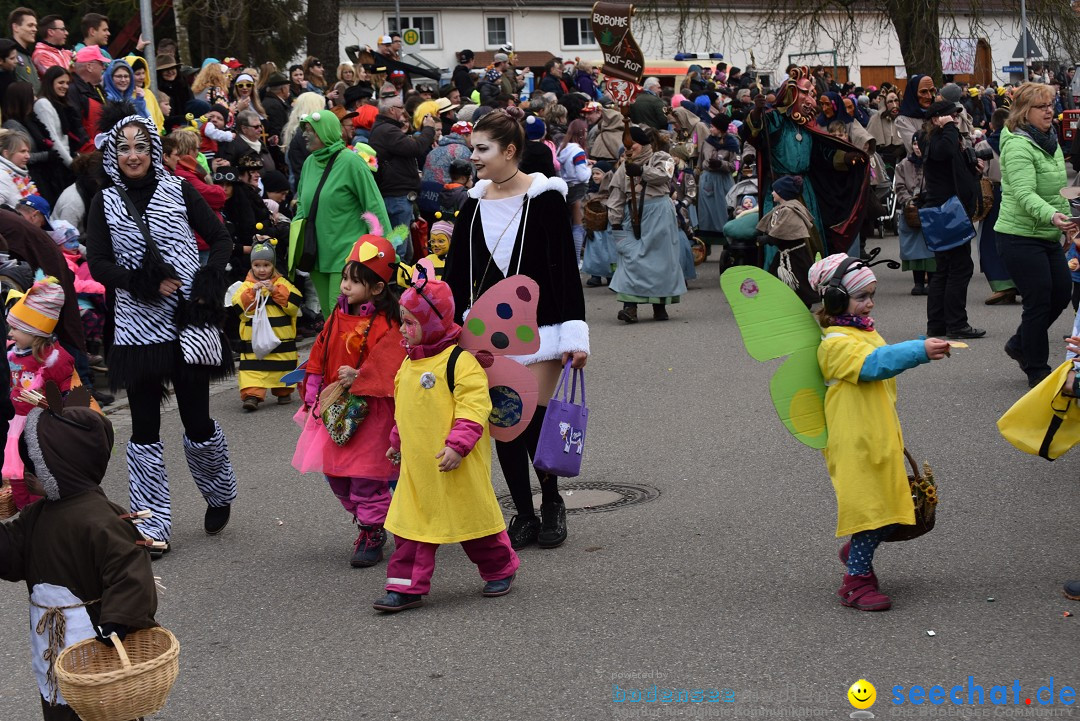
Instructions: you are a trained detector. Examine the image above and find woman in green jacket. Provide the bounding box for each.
[996,82,1079,387]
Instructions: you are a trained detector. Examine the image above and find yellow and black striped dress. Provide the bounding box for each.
[232,273,301,391]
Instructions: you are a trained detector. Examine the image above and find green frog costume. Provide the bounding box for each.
[294,110,391,316]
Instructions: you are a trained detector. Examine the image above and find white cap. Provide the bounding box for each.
[378,35,393,45]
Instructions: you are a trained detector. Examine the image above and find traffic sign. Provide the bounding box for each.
[402,28,420,45]
[1002,64,1023,73]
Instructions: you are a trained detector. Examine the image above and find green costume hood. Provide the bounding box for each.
[301,110,345,158]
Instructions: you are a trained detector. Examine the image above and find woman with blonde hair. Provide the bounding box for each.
[284,92,329,190]
[192,62,229,106]
[996,81,1078,386]
[0,128,36,206]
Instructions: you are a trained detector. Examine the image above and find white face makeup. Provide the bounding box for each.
[469,130,517,181]
[117,125,153,179]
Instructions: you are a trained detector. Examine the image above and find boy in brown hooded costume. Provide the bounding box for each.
[0,384,158,720]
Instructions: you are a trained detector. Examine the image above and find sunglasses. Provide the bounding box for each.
[236,82,253,88]
[311,61,322,67]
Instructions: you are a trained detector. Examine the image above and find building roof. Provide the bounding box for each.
[474,50,556,68]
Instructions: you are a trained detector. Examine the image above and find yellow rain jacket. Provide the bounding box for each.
[385,346,505,544]
[818,326,915,537]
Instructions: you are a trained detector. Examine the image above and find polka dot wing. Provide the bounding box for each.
[460,276,541,442]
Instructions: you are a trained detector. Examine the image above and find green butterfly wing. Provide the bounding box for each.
[720,265,828,449]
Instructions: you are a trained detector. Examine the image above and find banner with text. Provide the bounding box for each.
[592,2,644,84]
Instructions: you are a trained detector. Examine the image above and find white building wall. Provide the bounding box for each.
[340,6,1062,86]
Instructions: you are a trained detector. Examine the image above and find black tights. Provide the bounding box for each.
[495,405,560,516]
[127,367,215,445]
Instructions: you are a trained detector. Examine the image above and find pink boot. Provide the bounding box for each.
[837,573,891,611]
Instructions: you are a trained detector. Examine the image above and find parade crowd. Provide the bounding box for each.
[0,4,1077,717]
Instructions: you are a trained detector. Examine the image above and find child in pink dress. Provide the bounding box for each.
[292,234,406,567]
[4,278,74,508]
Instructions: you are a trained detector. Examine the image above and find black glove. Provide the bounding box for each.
[625,162,643,178]
[96,622,128,646]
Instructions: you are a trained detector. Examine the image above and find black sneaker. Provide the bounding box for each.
[537,500,568,548]
[350,524,386,567]
[373,591,424,612]
[507,514,541,549]
[204,504,231,535]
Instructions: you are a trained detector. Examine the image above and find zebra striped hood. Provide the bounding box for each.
[100,114,166,187]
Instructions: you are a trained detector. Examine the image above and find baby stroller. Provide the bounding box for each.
[870,153,896,237]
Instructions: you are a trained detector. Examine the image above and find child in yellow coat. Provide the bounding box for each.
[809,254,950,612]
[232,239,300,411]
[375,268,519,612]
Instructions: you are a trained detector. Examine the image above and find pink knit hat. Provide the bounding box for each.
[7,276,64,338]
[808,253,876,296]
[400,265,460,345]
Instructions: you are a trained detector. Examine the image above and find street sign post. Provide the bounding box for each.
[402,28,420,46]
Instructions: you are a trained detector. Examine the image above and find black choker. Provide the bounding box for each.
[492,170,519,187]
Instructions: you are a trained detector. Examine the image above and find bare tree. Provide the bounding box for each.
[636,0,1080,83]
[306,0,341,66]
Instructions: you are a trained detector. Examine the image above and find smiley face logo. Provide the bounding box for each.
[847,679,876,709]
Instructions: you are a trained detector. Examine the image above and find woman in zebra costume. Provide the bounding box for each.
[86,115,238,555]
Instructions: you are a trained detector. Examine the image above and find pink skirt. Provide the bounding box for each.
[292,397,399,481]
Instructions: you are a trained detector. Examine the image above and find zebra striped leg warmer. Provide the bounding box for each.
[127,441,171,542]
[572,224,586,261]
[183,420,237,508]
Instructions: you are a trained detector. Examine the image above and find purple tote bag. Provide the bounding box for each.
[533,361,588,477]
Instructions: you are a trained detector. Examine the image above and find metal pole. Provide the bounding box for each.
[1021,0,1029,82]
[140,0,157,97]
[395,0,401,39]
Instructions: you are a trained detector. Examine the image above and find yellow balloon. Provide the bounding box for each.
[848,679,876,710]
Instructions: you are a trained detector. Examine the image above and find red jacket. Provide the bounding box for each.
[173,156,227,251]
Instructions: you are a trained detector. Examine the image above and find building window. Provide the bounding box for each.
[561,16,596,48]
[386,14,439,48]
[486,16,509,48]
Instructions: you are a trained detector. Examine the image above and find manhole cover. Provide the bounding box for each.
[498,481,660,515]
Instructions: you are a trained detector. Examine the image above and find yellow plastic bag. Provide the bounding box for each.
[997,361,1080,460]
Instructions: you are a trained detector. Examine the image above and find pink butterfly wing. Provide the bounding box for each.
[459,276,541,441]
[460,276,540,356]
[477,355,538,442]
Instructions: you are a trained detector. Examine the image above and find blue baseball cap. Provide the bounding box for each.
[17,195,52,231]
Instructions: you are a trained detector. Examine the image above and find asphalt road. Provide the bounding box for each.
[2,235,1079,720]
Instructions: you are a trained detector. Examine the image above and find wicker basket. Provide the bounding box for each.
[56,628,179,721]
[0,482,16,520]
[691,236,707,266]
[583,199,609,231]
[887,449,938,542]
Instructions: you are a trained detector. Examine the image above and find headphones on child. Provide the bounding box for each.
[821,256,867,316]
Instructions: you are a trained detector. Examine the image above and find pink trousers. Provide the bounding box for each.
[325,475,391,526]
[385,530,520,595]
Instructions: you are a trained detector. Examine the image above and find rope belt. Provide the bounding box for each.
[30,596,100,705]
